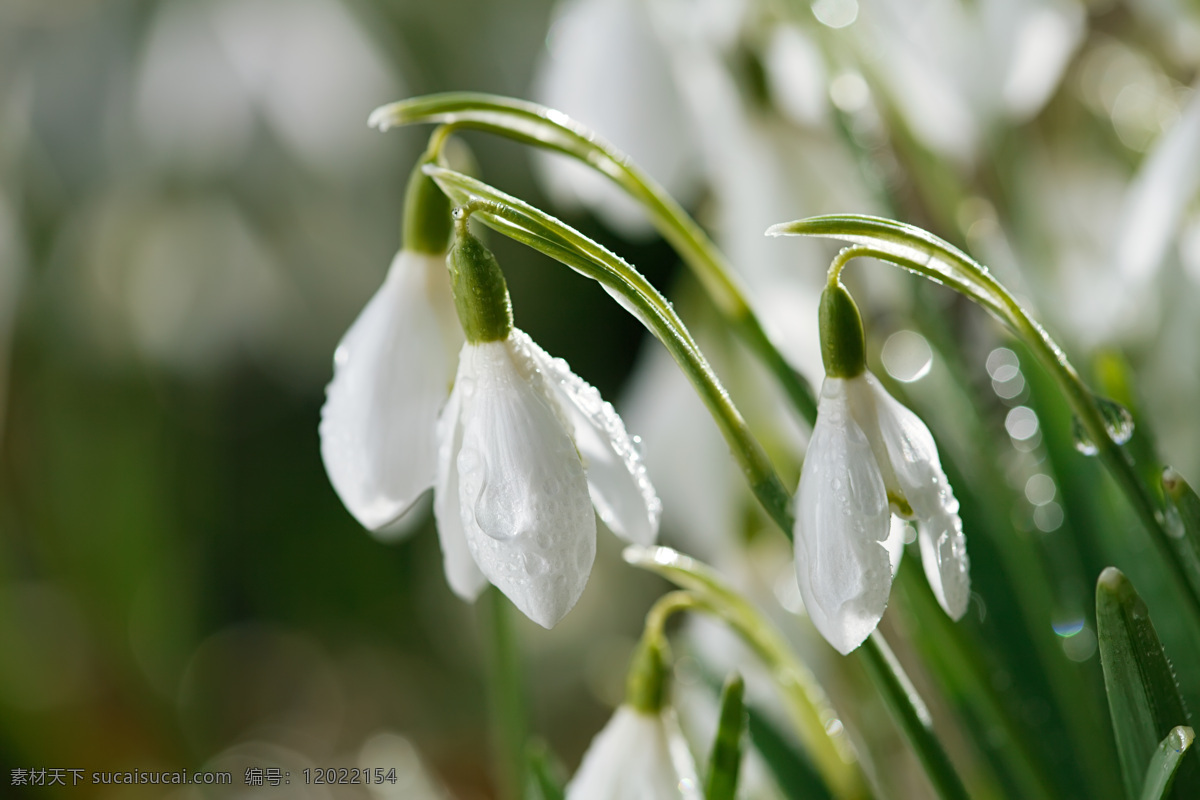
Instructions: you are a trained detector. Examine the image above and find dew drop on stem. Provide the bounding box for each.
[1070,396,1134,456]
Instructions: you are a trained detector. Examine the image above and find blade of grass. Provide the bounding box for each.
[1095,568,1198,799]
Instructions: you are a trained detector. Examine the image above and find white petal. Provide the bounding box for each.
[319,250,460,533]
[518,331,661,545]
[433,383,487,601]
[454,336,596,628]
[566,706,702,800]
[863,372,970,619]
[532,0,700,237]
[1113,82,1200,286]
[794,378,893,655]
[917,512,970,620]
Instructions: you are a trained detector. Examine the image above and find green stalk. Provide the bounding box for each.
[857,633,971,800]
[480,588,528,800]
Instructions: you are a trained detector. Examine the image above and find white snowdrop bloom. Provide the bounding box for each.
[321,165,460,537]
[794,283,969,654]
[320,247,462,534]
[435,326,660,627]
[566,705,702,800]
[324,211,659,627]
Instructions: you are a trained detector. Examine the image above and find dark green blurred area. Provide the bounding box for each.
[0,1,675,797]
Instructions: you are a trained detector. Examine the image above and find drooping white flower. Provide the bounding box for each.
[794,282,969,654]
[323,209,660,627]
[435,326,661,627]
[565,705,703,800]
[320,247,462,534]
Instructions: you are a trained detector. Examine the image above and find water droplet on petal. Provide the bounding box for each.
[474,478,523,540]
[457,448,481,474]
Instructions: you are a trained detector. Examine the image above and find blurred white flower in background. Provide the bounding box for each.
[849,0,1084,163]
[137,0,400,177]
[566,704,702,799]
[82,193,293,373]
[533,0,702,236]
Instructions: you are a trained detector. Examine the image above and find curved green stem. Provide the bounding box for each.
[371,93,819,425]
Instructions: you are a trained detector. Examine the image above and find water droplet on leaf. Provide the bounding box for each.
[1071,396,1134,455]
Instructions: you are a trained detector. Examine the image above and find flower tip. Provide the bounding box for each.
[515,591,575,630]
[367,104,394,131]
[764,222,790,237]
[825,619,877,656]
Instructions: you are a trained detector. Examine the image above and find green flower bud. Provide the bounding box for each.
[447,216,513,343]
[402,158,453,255]
[819,281,867,378]
[626,635,669,714]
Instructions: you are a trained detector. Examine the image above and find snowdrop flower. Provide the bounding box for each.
[794,281,969,654]
[320,163,460,534]
[566,639,702,800]
[322,167,659,627]
[435,222,660,627]
[566,705,702,799]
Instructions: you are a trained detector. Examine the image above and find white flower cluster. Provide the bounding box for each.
[320,241,660,628]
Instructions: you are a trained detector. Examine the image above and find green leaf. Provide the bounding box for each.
[1096,567,1196,799]
[525,740,566,800]
[705,673,746,800]
[1163,469,1200,605]
[622,545,863,800]
[1139,727,1195,800]
[745,705,833,800]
